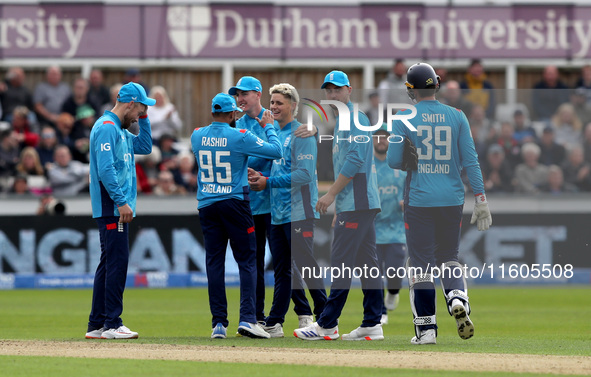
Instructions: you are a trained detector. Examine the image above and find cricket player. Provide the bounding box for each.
[387,62,492,345]
[85,82,155,340]
[294,70,384,341]
[249,83,327,338]
[192,93,282,339]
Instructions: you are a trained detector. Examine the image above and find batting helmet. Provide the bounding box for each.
[404,62,440,100]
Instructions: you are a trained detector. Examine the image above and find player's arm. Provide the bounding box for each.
[458,111,492,231]
[94,127,127,208]
[269,137,315,189]
[240,123,282,160]
[131,114,153,154]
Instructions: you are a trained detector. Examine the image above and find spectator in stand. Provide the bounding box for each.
[15,146,50,195]
[561,146,591,192]
[495,121,522,169]
[171,151,197,193]
[62,77,97,117]
[0,126,19,178]
[34,66,71,127]
[538,126,566,166]
[101,84,122,115]
[569,88,591,127]
[71,105,97,163]
[482,144,514,193]
[440,80,473,117]
[511,109,537,145]
[158,133,180,170]
[36,125,58,167]
[377,59,408,106]
[541,165,577,194]
[460,59,496,119]
[574,65,591,104]
[513,142,549,194]
[123,68,149,93]
[147,85,183,143]
[364,91,382,126]
[136,145,162,191]
[531,65,570,122]
[469,104,496,145]
[46,144,90,197]
[9,174,31,195]
[0,67,35,123]
[469,121,489,165]
[549,103,583,149]
[88,69,111,112]
[153,169,186,196]
[10,106,39,149]
[54,112,77,153]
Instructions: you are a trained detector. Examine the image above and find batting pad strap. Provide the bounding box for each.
[413,315,436,326]
[409,273,433,288]
[446,289,469,304]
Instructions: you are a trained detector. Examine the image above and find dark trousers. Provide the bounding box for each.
[317,210,382,329]
[405,205,464,330]
[376,243,407,314]
[88,217,129,330]
[253,213,271,322]
[199,199,257,328]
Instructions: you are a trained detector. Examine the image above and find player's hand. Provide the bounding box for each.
[470,194,492,231]
[256,110,274,128]
[316,192,335,215]
[401,137,418,171]
[118,204,134,224]
[294,123,317,138]
[249,175,267,191]
[247,168,259,179]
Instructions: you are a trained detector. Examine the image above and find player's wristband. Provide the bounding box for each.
[474,193,487,204]
[139,114,148,119]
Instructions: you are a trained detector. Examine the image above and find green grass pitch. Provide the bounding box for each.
[0,287,589,376]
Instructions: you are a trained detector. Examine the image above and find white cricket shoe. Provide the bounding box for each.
[380,314,389,325]
[297,315,314,328]
[385,292,399,311]
[293,322,339,340]
[451,299,474,340]
[237,321,271,339]
[342,324,384,341]
[211,323,227,339]
[85,327,106,339]
[411,329,436,345]
[262,323,284,338]
[101,325,138,339]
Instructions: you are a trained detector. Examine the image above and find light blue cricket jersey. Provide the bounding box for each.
[374,157,406,244]
[387,100,485,207]
[89,111,152,218]
[191,121,282,210]
[333,101,380,214]
[236,108,272,215]
[267,119,319,225]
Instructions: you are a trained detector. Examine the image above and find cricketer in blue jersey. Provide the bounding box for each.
[191,93,282,340]
[387,62,492,345]
[85,82,155,340]
[373,127,407,326]
[230,76,319,325]
[249,83,327,337]
[294,70,384,342]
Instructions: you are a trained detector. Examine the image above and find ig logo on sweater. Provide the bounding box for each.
[167,6,211,56]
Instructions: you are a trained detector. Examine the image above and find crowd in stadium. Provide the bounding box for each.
[2,61,591,199]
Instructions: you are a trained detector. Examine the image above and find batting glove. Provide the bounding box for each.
[401,137,418,171]
[470,193,492,231]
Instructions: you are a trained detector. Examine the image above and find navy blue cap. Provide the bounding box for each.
[212,93,243,113]
[117,82,156,106]
[321,70,350,89]
[228,76,262,95]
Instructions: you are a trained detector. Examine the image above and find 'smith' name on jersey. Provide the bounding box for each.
[201,183,232,193]
[201,137,228,147]
[422,113,445,123]
[418,163,450,174]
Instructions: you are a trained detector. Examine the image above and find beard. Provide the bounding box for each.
[121,115,136,129]
[229,119,236,128]
[374,144,388,155]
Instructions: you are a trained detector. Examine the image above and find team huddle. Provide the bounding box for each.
[85,62,492,344]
